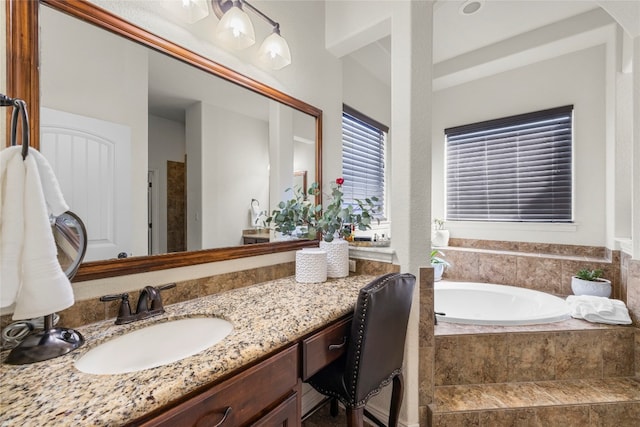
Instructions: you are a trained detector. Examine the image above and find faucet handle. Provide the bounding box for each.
[157,283,176,292]
[99,293,134,324]
[150,283,176,311]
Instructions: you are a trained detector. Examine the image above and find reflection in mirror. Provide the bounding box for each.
[38,4,317,264]
[293,170,308,199]
[52,211,88,281]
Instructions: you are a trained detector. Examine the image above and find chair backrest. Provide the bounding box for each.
[344,272,416,406]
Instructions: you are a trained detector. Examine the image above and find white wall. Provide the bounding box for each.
[200,103,270,248]
[432,45,607,246]
[148,115,186,254]
[39,6,149,257]
[88,0,343,191]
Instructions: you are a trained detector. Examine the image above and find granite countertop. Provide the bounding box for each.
[0,275,375,427]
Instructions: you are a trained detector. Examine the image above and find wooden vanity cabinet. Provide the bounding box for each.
[135,315,353,427]
[138,345,299,427]
[301,316,352,380]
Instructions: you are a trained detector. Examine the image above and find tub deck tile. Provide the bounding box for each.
[433,378,640,413]
[435,318,626,336]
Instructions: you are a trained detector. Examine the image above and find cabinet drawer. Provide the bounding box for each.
[301,316,352,380]
[143,345,298,427]
[251,392,298,426]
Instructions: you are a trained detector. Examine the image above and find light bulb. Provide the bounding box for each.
[216,3,255,50]
[258,31,291,70]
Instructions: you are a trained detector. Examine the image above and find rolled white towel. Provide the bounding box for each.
[581,306,632,325]
[566,295,632,325]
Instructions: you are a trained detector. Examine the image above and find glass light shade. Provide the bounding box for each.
[216,5,255,50]
[258,32,292,70]
[180,0,210,24]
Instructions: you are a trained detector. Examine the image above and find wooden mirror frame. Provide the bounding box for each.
[5,0,323,282]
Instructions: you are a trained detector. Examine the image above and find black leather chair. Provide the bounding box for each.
[308,272,416,427]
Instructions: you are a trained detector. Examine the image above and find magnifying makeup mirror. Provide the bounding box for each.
[4,211,88,365]
[53,211,88,281]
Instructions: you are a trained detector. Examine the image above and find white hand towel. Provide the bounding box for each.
[12,153,74,320]
[0,146,26,308]
[566,295,615,315]
[566,295,632,325]
[28,148,69,216]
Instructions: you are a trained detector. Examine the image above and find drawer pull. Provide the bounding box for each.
[328,337,347,351]
[195,406,231,427]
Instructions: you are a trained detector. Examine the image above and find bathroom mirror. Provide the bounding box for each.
[6,0,323,281]
[53,211,88,280]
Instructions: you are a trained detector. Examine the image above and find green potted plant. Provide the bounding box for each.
[430,250,450,281]
[266,178,379,278]
[571,268,611,298]
[263,185,319,240]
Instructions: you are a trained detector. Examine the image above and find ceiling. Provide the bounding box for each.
[347,0,601,87]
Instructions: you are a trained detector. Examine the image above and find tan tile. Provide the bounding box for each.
[585,378,640,401]
[478,253,517,285]
[420,346,435,406]
[420,285,435,347]
[480,239,519,251]
[435,336,460,386]
[534,379,605,405]
[516,256,563,294]
[589,402,640,427]
[440,249,479,281]
[602,328,635,377]
[457,334,509,384]
[554,331,603,380]
[355,259,399,276]
[478,408,537,426]
[507,333,556,381]
[434,385,506,411]
[627,260,640,323]
[430,411,480,427]
[636,330,640,377]
[534,405,590,426]
[487,382,559,407]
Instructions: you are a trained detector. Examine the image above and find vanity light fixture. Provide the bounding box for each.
[180,0,210,24]
[215,0,256,49]
[212,0,291,69]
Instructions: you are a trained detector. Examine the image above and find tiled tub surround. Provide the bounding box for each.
[0,275,376,426]
[441,239,622,300]
[430,321,640,426]
[427,240,640,426]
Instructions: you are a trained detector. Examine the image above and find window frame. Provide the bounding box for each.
[341,104,389,221]
[444,105,574,223]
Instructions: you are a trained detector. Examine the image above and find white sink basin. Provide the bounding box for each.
[75,317,233,375]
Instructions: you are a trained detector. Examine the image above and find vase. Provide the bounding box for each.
[571,276,611,298]
[319,239,350,278]
[432,263,445,281]
[431,229,450,247]
[295,249,327,283]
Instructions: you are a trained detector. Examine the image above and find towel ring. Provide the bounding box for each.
[1,93,30,160]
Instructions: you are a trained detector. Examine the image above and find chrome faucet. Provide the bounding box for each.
[100,283,176,325]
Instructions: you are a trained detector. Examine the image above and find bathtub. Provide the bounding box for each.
[435,281,571,326]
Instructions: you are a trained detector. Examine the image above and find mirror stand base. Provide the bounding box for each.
[4,323,84,365]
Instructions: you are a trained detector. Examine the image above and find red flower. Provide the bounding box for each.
[336,177,344,185]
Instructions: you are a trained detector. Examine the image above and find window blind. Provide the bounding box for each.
[445,105,573,222]
[342,105,387,218]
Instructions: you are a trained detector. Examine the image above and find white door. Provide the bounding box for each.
[40,107,132,261]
